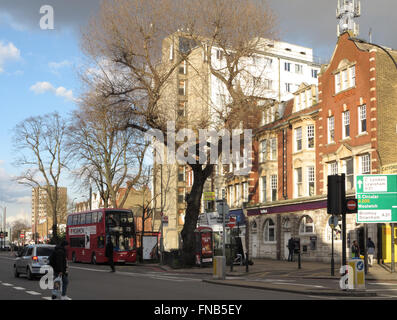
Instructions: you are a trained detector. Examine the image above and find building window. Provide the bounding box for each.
[261,176,267,203]
[342,110,350,139]
[228,185,234,207]
[179,60,187,74]
[178,80,186,95]
[343,158,354,190]
[260,140,267,162]
[350,65,356,87]
[295,64,303,74]
[177,101,186,117]
[312,69,318,78]
[360,154,371,174]
[242,182,248,202]
[328,161,338,175]
[216,49,223,60]
[295,167,303,197]
[285,83,292,93]
[307,166,315,196]
[284,62,291,72]
[299,216,315,235]
[270,138,277,160]
[359,104,367,133]
[235,184,241,206]
[263,79,273,90]
[295,127,302,152]
[271,175,277,201]
[307,125,315,149]
[263,219,275,242]
[335,73,341,93]
[342,69,348,91]
[328,116,335,143]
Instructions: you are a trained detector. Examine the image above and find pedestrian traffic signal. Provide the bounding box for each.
[327,174,346,214]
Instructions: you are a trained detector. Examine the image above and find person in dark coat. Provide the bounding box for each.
[287,238,294,262]
[106,237,115,272]
[49,240,70,300]
[351,240,360,258]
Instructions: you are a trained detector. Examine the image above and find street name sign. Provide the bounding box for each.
[356,174,397,223]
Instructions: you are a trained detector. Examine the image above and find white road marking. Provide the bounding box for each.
[42,297,52,300]
[13,287,25,290]
[26,291,41,296]
[2,283,13,286]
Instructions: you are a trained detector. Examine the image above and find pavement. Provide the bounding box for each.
[156,258,397,297]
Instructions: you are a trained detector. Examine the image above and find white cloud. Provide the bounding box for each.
[0,41,21,73]
[30,81,75,102]
[48,60,72,75]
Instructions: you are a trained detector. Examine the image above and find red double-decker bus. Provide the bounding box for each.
[66,208,137,264]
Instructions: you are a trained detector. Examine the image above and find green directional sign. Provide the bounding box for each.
[356,175,397,223]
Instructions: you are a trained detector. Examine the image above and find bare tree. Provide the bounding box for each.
[68,92,148,208]
[80,0,277,265]
[13,112,70,242]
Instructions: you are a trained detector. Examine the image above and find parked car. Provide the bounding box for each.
[13,244,55,280]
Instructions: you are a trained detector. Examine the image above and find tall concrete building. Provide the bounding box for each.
[31,186,67,242]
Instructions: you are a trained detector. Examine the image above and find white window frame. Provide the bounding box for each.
[295,167,303,198]
[260,176,267,203]
[260,140,267,162]
[307,125,315,149]
[263,219,276,243]
[295,127,302,152]
[342,110,350,139]
[299,216,315,235]
[358,104,367,133]
[307,166,315,196]
[270,138,277,160]
[359,154,371,174]
[328,116,335,143]
[242,182,248,203]
[328,161,338,176]
[271,174,277,202]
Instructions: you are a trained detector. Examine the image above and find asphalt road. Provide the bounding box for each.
[0,253,315,301]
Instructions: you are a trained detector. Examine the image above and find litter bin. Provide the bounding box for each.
[348,259,366,290]
[213,256,226,280]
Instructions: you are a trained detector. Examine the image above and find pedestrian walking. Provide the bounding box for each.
[287,237,294,262]
[106,237,115,272]
[351,240,360,259]
[367,237,375,267]
[49,240,71,300]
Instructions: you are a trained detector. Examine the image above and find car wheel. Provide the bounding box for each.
[91,253,97,265]
[14,265,19,278]
[27,267,34,280]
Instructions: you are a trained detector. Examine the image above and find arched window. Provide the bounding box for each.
[299,215,315,235]
[263,219,276,242]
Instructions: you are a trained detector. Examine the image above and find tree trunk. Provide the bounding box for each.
[181,164,213,266]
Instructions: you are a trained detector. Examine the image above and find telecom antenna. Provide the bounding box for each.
[336,0,361,37]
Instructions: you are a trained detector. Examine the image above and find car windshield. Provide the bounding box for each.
[36,247,54,257]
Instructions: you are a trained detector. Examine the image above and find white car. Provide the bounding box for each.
[14,244,55,280]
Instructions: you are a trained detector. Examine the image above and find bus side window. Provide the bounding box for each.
[67,215,72,226]
[97,212,103,223]
[86,212,92,224]
[72,215,77,226]
[98,236,105,248]
[81,213,86,225]
[92,212,97,223]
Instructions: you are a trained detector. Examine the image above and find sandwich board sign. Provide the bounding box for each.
[356,174,397,223]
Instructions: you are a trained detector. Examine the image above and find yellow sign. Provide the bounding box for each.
[203,192,215,201]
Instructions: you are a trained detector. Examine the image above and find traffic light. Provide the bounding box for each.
[327,174,346,214]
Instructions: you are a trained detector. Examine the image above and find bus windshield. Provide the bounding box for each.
[105,211,135,251]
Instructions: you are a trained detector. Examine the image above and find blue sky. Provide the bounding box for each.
[0,0,396,226]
